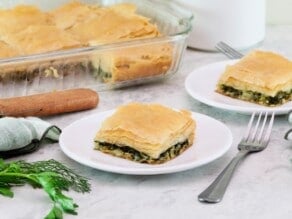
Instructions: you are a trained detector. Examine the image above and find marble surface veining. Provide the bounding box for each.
[0,25,292,219]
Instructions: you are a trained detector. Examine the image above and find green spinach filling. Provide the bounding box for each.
[99,69,112,79]
[220,85,292,106]
[94,140,189,164]
[92,67,112,80]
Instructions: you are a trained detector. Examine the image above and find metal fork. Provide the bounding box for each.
[215,41,244,59]
[198,112,275,203]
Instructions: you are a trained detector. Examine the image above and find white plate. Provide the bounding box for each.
[59,110,233,175]
[185,60,292,115]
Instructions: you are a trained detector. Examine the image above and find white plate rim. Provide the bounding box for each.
[184,60,292,115]
[59,109,233,175]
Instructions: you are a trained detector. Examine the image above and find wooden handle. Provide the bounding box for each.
[0,88,99,117]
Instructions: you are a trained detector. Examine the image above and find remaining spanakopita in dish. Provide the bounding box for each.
[94,103,196,164]
[95,44,172,82]
[216,51,292,106]
[0,1,172,84]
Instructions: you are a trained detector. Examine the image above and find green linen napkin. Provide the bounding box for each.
[0,117,61,158]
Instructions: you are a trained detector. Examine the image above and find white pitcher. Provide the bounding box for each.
[174,0,266,51]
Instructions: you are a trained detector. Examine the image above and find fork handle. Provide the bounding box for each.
[198,150,248,203]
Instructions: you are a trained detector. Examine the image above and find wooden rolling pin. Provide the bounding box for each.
[0,88,99,117]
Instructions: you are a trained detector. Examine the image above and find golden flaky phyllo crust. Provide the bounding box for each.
[0,2,172,83]
[216,50,292,106]
[0,2,160,54]
[94,103,196,164]
[2,25,81,55]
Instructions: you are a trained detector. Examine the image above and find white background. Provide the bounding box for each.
[267,0,292,24]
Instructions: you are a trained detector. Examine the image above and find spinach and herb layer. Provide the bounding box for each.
[219,85,292,106]
[93,68,112,80]
[94,140,190,164]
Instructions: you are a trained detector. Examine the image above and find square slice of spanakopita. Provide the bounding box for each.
[216,51,292,106]
[94,103,196,164]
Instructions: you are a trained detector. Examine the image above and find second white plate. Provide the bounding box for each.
[59,109,232,175]
[185,60,292,115]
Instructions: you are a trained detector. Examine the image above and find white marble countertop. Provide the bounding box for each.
[1,25,292,219]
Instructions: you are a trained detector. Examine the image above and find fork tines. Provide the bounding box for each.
[243,112,275,145]
[215,41,244,59]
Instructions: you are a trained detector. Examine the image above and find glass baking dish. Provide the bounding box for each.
[0,0,192,98]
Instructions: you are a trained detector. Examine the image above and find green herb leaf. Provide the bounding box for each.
[0,186,13,197]
[0,159,90,219]
[45,205,63,219]
[36,173,78,214]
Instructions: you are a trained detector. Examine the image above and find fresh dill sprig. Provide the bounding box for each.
[0,159,91,219]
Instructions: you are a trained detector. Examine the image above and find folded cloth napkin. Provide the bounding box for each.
[0,117,61,158]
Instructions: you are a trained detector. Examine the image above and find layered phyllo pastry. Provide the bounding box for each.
[1,25,81,55]
[0,41,18,59]
[216,51,292,106]
[49,1,102,30]
[0,24,81,82]
[0,5,53,36]
[94,103,196,164]
[65,3,160,45]
[95,44,172,82]
[0,1,172,84]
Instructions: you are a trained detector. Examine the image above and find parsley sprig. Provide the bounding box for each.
[0,159,90,219]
